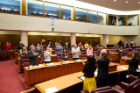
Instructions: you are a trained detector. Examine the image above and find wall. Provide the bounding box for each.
[127,15,138,26]
[0,13,139,35]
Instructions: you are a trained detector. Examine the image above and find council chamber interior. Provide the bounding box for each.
[0,0,140,93]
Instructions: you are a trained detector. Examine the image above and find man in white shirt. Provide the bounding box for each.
[72,44,80,60]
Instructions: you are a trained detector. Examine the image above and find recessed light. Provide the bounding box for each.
[126,1,128,3]
[138,2,140,4]
[43,34,44,35]
[114,0,117,1]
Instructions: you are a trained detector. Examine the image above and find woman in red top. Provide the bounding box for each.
[8,43,11,50]
[4,42,11,50]
[78,42,83,52]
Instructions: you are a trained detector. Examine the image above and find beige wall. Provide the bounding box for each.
[0,13,139,35]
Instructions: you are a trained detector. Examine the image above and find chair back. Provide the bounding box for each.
[128,75,138,83]
[121,52,128,57]
[69,52,73,60]
[93,51,98,56]
[93,48,98,51]
[91,86,111,93]
[57,53,62,62]
[128,83,140,93]
[81,52,87,59]
[127,48,133,53]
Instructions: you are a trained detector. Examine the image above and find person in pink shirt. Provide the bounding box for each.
[86,45,93,56]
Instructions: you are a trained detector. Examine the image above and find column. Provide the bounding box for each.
[102,35,107,48]
[21,31,28,47]
[71,33,76,46]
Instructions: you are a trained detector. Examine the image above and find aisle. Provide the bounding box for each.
[0,59,26,93]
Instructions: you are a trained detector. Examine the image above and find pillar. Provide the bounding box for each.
[21,31,28,47]
[71,33,76,46]
[102,34,107,48]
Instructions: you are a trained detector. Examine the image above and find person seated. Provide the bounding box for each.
[86,45,93,56]
[56,43,63,54]
[78,42,83,52]
[17,41,24,50]
[72,44,80,60]
[82,56,97,93]
[61,49,68,61]
[64,42,69,50]
[4,42,11,50]
[43,46,51,63]
[84,42,89,49]
[20,46,28,55]
[125,52,140,76]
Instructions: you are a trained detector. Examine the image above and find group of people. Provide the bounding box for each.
[124,40,136,49]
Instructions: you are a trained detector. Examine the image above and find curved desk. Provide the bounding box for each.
[35,65,136,93]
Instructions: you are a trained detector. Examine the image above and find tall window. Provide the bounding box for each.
[117,15,126,26]
[0,0,21,14]
[76,8,87,22]
[88,11,97,23]
[98,12,106,25]
[45,2,59,18]
[26,0,43,16]
[127,15,138,26]
[61,5,73,20]
[108,14,116,25]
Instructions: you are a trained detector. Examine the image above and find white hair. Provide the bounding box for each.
[101,49,107,55]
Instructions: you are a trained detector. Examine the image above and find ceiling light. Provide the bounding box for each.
[138,2,140,4]
[126,1,128,3]
[43,34,44,35]
[114,0,117,1]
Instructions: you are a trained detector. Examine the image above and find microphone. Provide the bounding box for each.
[110,55,115,61]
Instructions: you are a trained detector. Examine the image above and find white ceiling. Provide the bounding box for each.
[77,0,140,11]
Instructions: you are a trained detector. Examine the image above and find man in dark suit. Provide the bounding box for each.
[97,49,110,87]
[123,41,128,49]
[28,46,38,66]
[17,41,24,50]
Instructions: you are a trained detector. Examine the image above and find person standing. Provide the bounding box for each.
[17,41,24,50]
[125,52,140,76]
[20,46,28,55]
[36,43,42,55]
[130,40,134,47]
[97,49,110,87]
[43,46,51,63]
[86,45,93,56]
[123,41,128,49]
[84,42,89,49]
[56,43,63,54]
[72,44,80,60]
[64,42,69,50]
[78,42,83,52]
[61,49,68,61]
[4,42,11,50]
[98,46,103,56]
[28,46,38,66]
[82,56,97,93]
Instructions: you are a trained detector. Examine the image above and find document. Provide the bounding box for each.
[78,76,85,80]
[64,61,69,63]
[120,66,127,70]
[45,87,58,93]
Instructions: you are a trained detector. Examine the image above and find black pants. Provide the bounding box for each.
[42,61,51,63]
[73,58,79,60]
[97,78,110,88]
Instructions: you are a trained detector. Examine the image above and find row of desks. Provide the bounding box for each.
[35,65,137,93]
[24,59,118,86]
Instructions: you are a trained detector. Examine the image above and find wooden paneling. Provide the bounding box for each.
[43,1,45,17]
[0,34,20,50]
[73,6,76,21]
[22,0,26,15]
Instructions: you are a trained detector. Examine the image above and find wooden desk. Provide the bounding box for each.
[120,57,129,65]
[6,50,15,58]
[15,52,18,64]
[35,65,134,93]
[107,52,119,62]
[24,61,117,86]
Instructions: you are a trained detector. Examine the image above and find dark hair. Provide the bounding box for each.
[133,52,140,61]
[86,56,96,67]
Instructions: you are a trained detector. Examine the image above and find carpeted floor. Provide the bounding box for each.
[0,59,26,93]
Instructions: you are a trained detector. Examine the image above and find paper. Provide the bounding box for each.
[64,61,69,63]
[76,59,81,61]
[45,87,58,93]
[79,76,85,80]
[38,64,43,67]
[47,63,54,65]
[94,72,98,75]
[120,67,127,70]
[136,69,140,72]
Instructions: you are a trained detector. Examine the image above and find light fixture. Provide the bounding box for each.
[43,34,44,35]
[114,0,117,1]
[138,2,140,4]
[126,1,128,3]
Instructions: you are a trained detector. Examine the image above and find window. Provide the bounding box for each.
[61,5,73,20]
[117,15,126,26]
[88,11,97,23]
[26,0,43,16]
[45,2,59,18]
[127,15,138,26]
[0,0,21,14]
[76,8,87,22]
[108,14,116,25]
[98,12,106,25]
